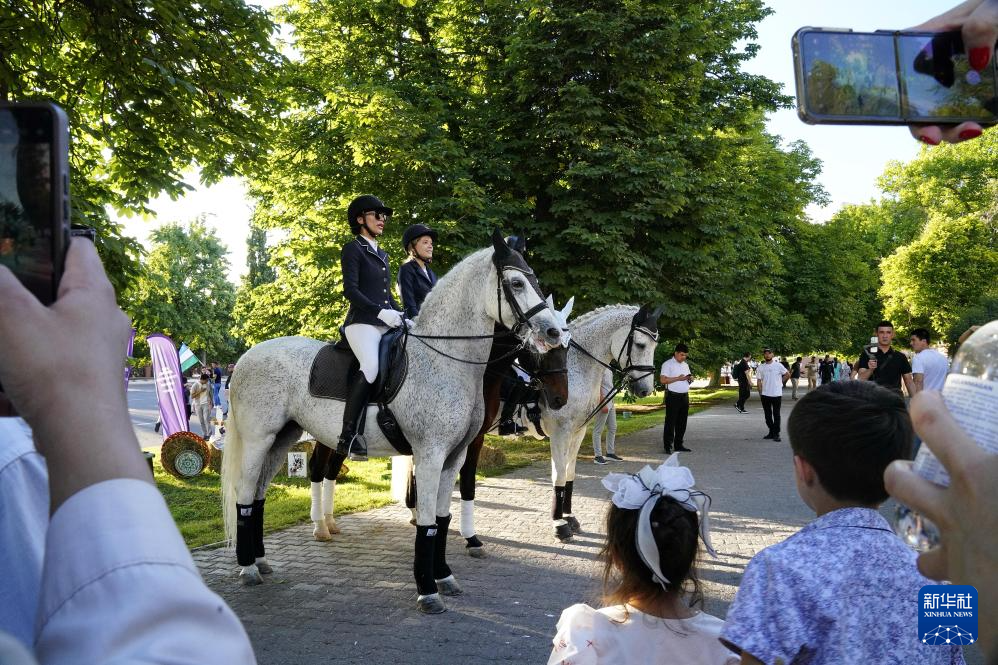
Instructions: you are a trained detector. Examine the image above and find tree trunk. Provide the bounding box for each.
[707,370,721,388]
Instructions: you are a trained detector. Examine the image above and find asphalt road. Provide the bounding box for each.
[128,377,214,447]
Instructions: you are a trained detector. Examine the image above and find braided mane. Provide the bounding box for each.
[570,304,639,327]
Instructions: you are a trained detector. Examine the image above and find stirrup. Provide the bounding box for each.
[340,434,367,461]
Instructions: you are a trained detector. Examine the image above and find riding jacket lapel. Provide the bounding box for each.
[356,237,388,267]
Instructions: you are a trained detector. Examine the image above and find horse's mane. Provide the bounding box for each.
[415,247,492,316]
[570,304,638,328]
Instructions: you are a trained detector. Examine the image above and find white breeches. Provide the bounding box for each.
[345,323,388,383]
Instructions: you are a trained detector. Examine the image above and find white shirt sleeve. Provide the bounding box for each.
[911,353,924,375]
[0,420,48,649]
[35,479,255,665]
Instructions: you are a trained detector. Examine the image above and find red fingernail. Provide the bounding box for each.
[919,135,940,146]
[959,128,982,141]
[969,47,991,71]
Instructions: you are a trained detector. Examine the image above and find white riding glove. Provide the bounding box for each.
[377,309,404,328]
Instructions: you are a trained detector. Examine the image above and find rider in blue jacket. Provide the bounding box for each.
[396,223,438,319]
[337,195,404,460]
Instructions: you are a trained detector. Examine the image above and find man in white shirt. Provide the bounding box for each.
[909,328,949,394]
[660,343,693,453]
[756,347,790,442]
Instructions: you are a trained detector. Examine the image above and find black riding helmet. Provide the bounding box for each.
[347,195,393,234]
[505,234,527,255]
[401,223,437,253]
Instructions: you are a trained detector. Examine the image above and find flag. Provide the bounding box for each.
[178,343,198,373]
[148,333,189,439]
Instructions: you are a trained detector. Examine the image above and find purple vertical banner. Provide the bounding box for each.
[124,327,136,391]
[148,333,188,440]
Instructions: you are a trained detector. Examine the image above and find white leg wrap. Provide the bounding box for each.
[322,478,336,518]
[309,482,323,521]
[460,500,475,538]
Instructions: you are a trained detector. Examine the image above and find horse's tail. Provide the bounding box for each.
[221,389,244,549]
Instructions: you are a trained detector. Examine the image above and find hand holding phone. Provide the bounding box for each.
[908,0,998,143]
[793,28,998,128]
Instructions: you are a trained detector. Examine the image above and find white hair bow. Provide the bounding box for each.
[602,454,717,588]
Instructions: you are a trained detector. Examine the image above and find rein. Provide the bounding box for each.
[401,259,550,367]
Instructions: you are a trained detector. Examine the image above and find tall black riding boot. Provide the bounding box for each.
[336,373,373,461]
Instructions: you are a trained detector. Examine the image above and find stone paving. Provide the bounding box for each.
[193,392,983,664]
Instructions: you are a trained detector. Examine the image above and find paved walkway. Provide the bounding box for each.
[192,393,980,664]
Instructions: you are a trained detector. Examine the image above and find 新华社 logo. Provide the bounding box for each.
[919,585,977,646]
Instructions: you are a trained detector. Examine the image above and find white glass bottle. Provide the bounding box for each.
[895,320,998,550]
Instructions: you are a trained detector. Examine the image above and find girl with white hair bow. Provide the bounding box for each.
[547,455,737,665]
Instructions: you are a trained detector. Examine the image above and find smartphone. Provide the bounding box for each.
[792,28,998,125]
[0,101,70,305]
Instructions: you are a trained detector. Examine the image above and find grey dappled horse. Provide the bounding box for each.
[221,233,563,613]
[517,305,659,541]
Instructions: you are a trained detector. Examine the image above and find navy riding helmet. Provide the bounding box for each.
[401,223,437,252]
[347,195,393,234]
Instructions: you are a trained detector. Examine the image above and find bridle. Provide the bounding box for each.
[494,262,551,340]
[403,255,554,366]
[571,319,659,425]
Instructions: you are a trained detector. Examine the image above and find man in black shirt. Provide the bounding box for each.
[819,354,834,385]
[857,320,914,396]
[790,356,802,399]
[733,352,752,413]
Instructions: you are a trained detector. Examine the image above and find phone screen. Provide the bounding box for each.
[796,29,998,123]
[799,31,900,118]
[899,33,997,120]
[0,108,57,303]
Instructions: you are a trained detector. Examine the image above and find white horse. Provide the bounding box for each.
[221,233,564,613]
[502,305,660,542]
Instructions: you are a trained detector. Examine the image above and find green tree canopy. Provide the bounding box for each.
[1,0,283,292]
[125,219,239,361]
[880,212,998,336]
[237,0,825,369]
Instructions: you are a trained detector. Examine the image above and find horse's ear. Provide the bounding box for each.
[492,228,510,260]
[546,294,554,309]
[561,296,574,321]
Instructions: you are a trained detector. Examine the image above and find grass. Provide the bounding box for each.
[150,386,738,549]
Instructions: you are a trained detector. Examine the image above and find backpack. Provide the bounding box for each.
[732,362,744,381]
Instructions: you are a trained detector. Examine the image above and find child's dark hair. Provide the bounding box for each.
[600,496,703,609]
[787,381,912,505]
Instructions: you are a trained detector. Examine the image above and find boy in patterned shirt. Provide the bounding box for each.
[720,381,965,665]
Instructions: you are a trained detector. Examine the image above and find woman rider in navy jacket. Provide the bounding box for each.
[336,195,404,460]
[396,223,438,319]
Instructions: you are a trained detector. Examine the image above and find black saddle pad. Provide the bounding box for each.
[308,329,408,404]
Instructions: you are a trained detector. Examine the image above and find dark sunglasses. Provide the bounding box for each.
[363,210,390,221]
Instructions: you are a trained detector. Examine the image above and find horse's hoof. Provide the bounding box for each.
[566,515,581,534]
[436,575,463,596]
[313,522,332,542]
[239,567,263,586]
[324,516,341,534]
[555,522,574,541]
[465,535,485,557]
[255,558,273,575]
[416,593,447,614]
